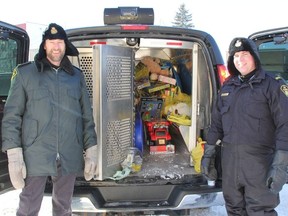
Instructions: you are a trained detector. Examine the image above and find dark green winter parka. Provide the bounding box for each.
[1,55,97,176]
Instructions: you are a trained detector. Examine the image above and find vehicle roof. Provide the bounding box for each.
[66,25,224,65]
[0,20,29,40]
[249,26,288,41]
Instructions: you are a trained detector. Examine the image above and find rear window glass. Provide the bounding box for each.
[259,41,288,81]
[0,39,18,96]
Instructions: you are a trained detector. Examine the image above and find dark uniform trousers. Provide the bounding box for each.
[16,161,77,216]
[222,145,280,216]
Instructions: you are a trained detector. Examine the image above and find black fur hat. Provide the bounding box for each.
[227,37,261,76]
[37,23,79,60]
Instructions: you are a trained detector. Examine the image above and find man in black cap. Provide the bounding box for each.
[201,37,288,215]
[2,23,98,215]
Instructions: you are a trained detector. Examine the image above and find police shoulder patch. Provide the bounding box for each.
[11,61,32,81]
[11,68,17,81]
[280,85,288,97]
[221,92,229,97]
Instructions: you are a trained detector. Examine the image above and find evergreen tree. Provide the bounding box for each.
[172,3,194,28]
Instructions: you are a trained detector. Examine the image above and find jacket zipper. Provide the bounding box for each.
[54,68,60,161]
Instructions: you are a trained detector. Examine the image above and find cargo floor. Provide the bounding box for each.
[132,124,195,179]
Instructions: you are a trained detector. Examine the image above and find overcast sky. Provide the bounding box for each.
[1,0,288,59]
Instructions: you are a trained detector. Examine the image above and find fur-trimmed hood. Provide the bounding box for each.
[227,37,261,76]
[34,54,75,75]
[36,23,79,61]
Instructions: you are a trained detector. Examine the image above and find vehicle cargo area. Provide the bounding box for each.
[68,37,213,186]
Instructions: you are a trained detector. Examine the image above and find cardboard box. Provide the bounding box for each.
[140,97,163,121]
[148,83,170,93]
[158,75,176,85]
[137,81,151,89]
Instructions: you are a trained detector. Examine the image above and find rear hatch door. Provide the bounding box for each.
[249,26,288,82]
[0,21,29,193]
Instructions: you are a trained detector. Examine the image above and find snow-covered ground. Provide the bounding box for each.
[1,184,288,215]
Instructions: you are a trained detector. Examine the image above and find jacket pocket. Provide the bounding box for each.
[76,118,83,146]
[22,118,38,147]
[66,89,81,111]
[244,88,270,119]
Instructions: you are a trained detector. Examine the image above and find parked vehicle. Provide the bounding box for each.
[50,7,227,214]
[248,27,288,82]
[0,20,29,191]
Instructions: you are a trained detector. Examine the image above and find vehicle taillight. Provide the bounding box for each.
[121,25,149,30]
[90,41,107,45]
[217,64,229,86]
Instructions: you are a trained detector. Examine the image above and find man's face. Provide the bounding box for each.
[233,51,256,76]
[44,39,65,66]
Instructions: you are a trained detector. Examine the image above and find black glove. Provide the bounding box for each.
[266,150,288,194]
[201,144,217,181]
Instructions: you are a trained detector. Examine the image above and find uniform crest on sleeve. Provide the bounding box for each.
[11,68,17,81]
[280,85,288,97]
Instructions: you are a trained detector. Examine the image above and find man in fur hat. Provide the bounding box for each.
[201,37,288,215]
[2,23,98,215]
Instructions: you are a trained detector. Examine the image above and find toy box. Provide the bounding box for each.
[148,83,170,93]
[150,144,175,154]
[140,97,163,121]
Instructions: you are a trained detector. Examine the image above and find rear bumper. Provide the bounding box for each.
[67,183,224,213]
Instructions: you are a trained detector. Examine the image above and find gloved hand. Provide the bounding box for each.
[84,145,97,181]
[266,150,288,194]
[201,144,217,181]
[7,147,27,189]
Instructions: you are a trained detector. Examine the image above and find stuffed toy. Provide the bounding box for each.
[140,56,170,78]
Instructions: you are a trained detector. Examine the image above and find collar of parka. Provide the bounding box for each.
[34,54,75,75]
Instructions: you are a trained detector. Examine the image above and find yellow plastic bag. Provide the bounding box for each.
[191,137,205,173]
[173,86,191,102]
[162,86,191,116]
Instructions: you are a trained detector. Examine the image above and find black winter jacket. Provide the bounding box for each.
[207,69,288,151]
